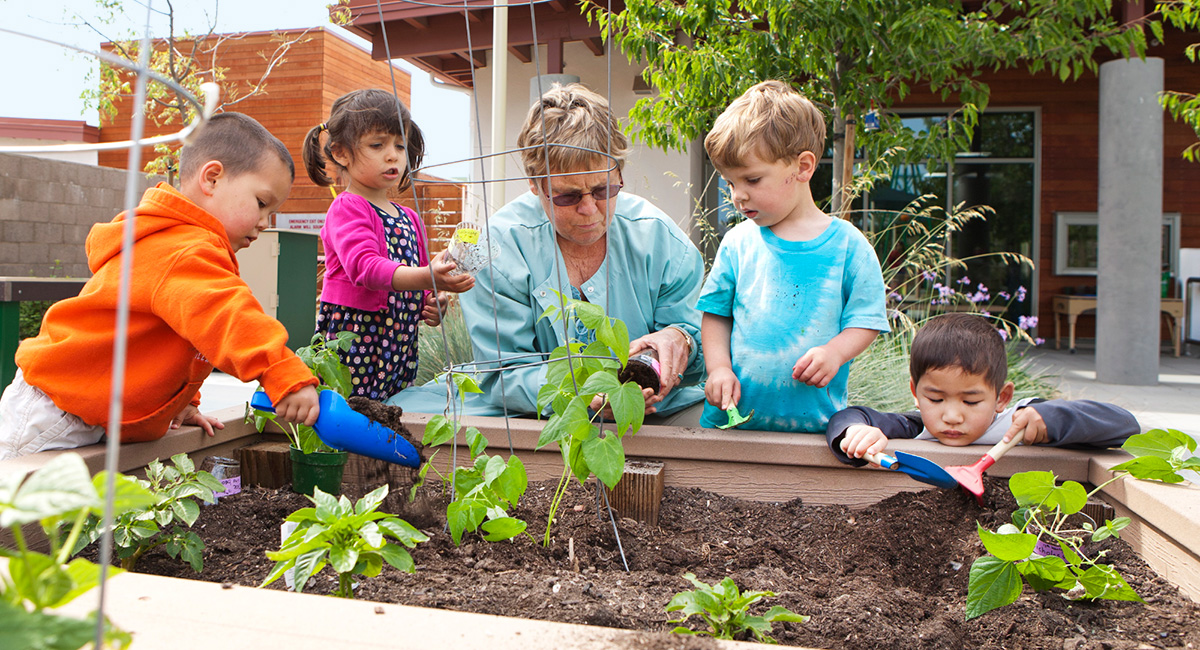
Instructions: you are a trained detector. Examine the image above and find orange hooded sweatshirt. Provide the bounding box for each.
[16,183,317,442]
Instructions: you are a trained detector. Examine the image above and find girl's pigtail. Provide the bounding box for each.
[302,123,332,186]
[399,120,426,192]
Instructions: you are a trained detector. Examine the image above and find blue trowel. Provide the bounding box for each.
[861,450,959,489]
[251,390,421,468]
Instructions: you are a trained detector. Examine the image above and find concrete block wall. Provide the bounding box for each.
[0,152,158,278]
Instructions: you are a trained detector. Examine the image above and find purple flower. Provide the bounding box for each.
[1016,286,1027,302]
[1018,315,1039,330]
[997,329,1009,341]
[1034,337,1045,346]
[888,292,902,302]
[969,291,989,303]
[922,270,937,282]
[956,276,971,285]
[934,283,955,298]
[999,291,1011,300]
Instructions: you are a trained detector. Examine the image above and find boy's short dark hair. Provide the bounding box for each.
[179,112,294,181]
[910,313,1008,393]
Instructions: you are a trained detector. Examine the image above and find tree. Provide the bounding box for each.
[74,0,309,181]
[1156,0,1200,160]
[592,0,1147,214]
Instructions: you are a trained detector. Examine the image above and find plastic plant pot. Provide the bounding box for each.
[289,446,348,496]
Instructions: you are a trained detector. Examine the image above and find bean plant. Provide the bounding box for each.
[262,484,427,598]
[967,428,1198,619]
[534,294,647,546]
[420,372,530,545]
[72,453,223,573]
[1,453,151,649]
[666,572,808,644]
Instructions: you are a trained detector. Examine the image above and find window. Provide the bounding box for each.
[1053,212,1180,276]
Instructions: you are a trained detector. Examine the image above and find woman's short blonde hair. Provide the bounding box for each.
[517,83,630,180]
[704,80,827,169]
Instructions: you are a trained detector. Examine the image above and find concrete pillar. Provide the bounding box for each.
[1096,57,1163,385]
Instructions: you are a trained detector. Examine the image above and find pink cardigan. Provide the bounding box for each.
[319,192,430,312]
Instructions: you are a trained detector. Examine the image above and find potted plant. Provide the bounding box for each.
[250,332,358,496]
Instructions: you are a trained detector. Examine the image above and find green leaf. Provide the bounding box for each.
[538,397,591,449]
[0,599,102,650]
[450,372,483,396]
[92,472,156,514]
[1016,556,1068,591]
[966,555,1023,620]
[582,432,626,489]
[978,523,1037,562]
[377,543,416,573]
[329,544,360,575]
[9,551,72,609]
[492,456,528,505]
[2,454,99,527]
[762,605,808,623]
[1092,517,1130,542]
[609,381,646,438]
[1074,565,1143,602]
[173,498,200,527]
[1121,428,1195,459]
[465,427,488,458]
[1109,456,1186,483]
[481,516,527,541]
[1008,472,1087,514]
[355,485,389,516]
[376,518,429,547]
[581,370,622,397]
[423,415,457,447]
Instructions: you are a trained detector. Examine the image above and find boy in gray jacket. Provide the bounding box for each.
[827,313,1138,465]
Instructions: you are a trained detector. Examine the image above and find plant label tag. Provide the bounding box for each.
[281,521,299,590]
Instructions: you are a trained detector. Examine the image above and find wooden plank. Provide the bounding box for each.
[237,441,292,489]
[603,459,664,526]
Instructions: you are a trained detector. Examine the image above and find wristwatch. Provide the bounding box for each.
[666,325,695,357]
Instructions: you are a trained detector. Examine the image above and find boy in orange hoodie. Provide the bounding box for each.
[0,112,320,460]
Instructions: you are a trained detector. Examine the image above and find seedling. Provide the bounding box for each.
[420,372,530,545]
[262,484,428,598]
[966,429,1195,619]
[72,453,223,572]
[666,572,808,644]
[250,331,358,454]
[1,453,151,649]
[717,405,754,430]
[534,293,647,546]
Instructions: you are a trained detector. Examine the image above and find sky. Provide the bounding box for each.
[1,0,472,178]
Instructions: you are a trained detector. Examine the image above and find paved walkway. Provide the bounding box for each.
[1025,347,1200,438]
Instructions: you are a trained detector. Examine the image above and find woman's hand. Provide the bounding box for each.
[630,326,692,397]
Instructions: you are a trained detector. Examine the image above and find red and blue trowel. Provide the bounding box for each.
[860,450,959,489]
[251,390,421,468]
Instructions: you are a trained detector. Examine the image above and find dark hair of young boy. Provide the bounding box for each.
[909,313,1008,394]
[301,88,426,192]
[179,112,295,181]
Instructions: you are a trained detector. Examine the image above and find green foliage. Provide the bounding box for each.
[420,373,530,546]
[251,332,358,454]
[1109,428,1200,483]
[666,572,808,644]
[0,453,149,649]
[534,293,647,546]
[965,430,1199,620]
[1156,0,1200,161]
[72,454,222,573]
[262,485,428,598]
[593,0,1145,169]
[18,301,52,340]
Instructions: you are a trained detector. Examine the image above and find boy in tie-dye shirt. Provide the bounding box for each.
[697,81,890,432]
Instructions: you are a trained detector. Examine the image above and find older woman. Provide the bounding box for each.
[392,83,705,421]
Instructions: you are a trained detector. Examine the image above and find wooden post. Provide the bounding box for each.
[237,441,292,489]
[604,459,665,526]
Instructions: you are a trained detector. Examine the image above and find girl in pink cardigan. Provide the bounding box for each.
[303,89,474,400]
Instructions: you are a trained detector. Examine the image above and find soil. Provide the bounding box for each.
[347,397,423,453]
[619,351,662,393]
[122,472,1200,650]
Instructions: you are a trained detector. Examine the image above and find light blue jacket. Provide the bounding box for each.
[390,190,706,417]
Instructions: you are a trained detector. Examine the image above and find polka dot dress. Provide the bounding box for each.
[316,202,423,401]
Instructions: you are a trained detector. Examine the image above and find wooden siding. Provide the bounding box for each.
[96,28,459,224]
[894,30,1200,341]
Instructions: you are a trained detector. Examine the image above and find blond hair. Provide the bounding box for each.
[517,83,630,181]
[704,80,827,168]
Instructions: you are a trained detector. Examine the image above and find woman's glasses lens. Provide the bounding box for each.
[550,184,622,207]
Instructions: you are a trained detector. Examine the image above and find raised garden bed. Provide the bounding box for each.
[13,408,1200,649]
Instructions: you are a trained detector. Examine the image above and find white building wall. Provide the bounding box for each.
[464,41,703,239]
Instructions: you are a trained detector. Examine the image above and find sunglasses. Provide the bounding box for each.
[545,182,623,207]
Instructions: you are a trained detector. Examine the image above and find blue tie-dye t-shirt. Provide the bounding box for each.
[697,218,890,432]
